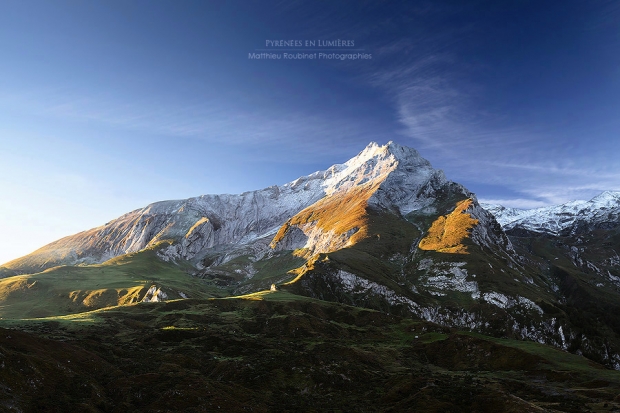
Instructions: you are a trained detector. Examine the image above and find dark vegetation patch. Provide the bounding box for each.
[509,230,620,367]
[2,295,620,412]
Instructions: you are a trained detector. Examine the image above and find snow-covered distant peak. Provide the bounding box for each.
[483,191,620,235]
[481,200,589,225]
[590,191,620,206]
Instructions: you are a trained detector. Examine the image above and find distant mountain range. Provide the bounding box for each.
[2,141,620,371]
[482,191,620,236]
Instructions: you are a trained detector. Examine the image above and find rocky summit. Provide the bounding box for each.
[2,142,620,412]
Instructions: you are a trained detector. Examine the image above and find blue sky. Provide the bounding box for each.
[1,0,619,264]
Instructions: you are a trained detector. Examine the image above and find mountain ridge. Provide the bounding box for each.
[482,190,620,235]
[0,141,488,274]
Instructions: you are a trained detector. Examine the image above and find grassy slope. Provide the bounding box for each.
[271,182,380,251]
[0,248,223,320]
[1,292,619,412]
[198,251,306,294]
[282,205,425,313]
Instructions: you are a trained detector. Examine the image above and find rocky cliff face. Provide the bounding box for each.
[1,164,327,274]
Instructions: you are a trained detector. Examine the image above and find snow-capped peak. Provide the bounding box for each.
[317,142,432,197]
[483,191,620,235]
[590,190,620,206]
[4,141,452,272]
[345,141,428,167]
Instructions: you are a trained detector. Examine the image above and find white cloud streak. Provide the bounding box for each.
[363,30,620,208]
[0,88,383,163]
[477,198,551,210]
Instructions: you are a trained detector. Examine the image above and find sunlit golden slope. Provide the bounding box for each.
[419,199,479,254]
[270,182,381,257]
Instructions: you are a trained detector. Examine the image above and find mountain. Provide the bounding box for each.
[2,142,620,372]
[483,193,620,369]
[0,142,517,311]
[1,142,432,272]
[482,191,620,236]
[1,142,505,274]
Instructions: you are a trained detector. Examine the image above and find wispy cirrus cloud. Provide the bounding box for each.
[0,88,384,163]
[473,162,620,206]
[364,39,541,160]
[477,198,551,210]
[360,18,620,208]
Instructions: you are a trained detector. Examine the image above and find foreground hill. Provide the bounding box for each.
[2,292,620,412]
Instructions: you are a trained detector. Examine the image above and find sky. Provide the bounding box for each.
[1,0,619,264]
